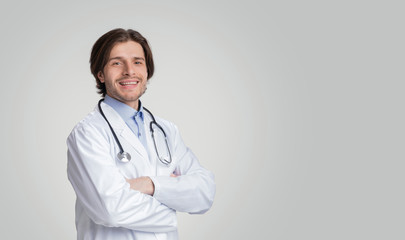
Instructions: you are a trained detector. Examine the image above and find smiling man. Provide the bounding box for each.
[67,28,215,240]
[98,40,147,110]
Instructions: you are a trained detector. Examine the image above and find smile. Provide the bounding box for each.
[119,81,139,86]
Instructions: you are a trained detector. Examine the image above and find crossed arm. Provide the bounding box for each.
[67,122,215,231]
[125,122,215,214]
[126,174,177,196]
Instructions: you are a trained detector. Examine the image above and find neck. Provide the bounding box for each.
[105,94,140,111]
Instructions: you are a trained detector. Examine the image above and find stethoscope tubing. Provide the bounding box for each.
[98,98,172,165]
[98,99,126,155]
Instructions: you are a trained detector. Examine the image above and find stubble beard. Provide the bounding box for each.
[105,80,148,108]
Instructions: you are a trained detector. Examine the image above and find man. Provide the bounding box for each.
[67,28,215,240]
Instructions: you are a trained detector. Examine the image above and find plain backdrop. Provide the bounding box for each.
[0,0,404,239]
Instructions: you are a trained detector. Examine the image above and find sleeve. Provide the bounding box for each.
[67,123,177,232]
[150,124,216,214]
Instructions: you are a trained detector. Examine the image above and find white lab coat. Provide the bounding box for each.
[67,102,215,240]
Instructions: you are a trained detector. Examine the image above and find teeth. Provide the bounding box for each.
[120,81,138,85]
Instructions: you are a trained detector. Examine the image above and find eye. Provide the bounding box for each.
[112,61,121,66]
[135,61,142,65]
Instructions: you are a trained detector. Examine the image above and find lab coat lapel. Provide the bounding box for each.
[120,127,149,159]
[98,102,149,160]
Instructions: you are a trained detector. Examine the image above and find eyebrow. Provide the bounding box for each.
[108,56,145,62]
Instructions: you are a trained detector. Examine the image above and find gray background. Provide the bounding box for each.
[1,0,404,239]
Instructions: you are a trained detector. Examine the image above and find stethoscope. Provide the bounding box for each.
[98,99,172,165]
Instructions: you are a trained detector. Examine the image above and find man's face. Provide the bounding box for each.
[98,41,148,110]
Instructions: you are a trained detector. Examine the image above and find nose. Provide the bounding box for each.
[123,62,136,76]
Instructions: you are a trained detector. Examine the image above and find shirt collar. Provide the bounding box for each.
[103,95,144,122]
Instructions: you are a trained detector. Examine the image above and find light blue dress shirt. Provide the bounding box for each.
[104,95,148,152]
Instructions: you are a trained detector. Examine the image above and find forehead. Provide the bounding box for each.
[109,41,145,58]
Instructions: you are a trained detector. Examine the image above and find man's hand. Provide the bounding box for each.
[126,177,155,196]
[126,174,178,196]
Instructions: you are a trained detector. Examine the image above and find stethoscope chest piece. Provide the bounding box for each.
[117,152,131,163]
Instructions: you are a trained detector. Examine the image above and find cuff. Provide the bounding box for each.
[149,176,161,199]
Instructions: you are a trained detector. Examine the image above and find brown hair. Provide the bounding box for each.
[90,28,154,96]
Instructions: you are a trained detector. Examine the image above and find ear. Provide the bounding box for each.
[98,71,105,83]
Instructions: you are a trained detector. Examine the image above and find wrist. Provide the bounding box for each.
[149,177,155,196]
